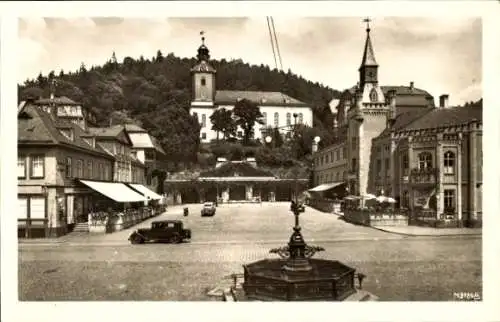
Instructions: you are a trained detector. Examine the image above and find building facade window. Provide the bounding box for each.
[18,156,26,179]
[30,155,45,178]
[444,189,455,213]
[402,190,409,208]
[401,153,409,175]
[201,77,206,86]
[443,151,455,174]
[376,159,382,175]
[418,152,433,169]
[262,112,267,125]
[274,112,279,127]
[351,158,357,172]
[286,113,291,126]
[343,146,347,159]
[201,132,207,140]
[385,158,390,175]
[76,159,83,177]
[66,157,72,178]
[298,113,303,124]
[201,114,206,128]
[87,160,93,179]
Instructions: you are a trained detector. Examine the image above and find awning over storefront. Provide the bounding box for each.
[79,180,147,203]
[308,182,345,192]
[128,184,162,200]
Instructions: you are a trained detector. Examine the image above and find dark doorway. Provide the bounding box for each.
[229,185,246,200]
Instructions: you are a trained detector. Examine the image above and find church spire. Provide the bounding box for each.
[359,18,378,69]
[197,30,210,62]
[358,18,379,86]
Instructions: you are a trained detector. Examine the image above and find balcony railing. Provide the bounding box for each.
[409,167,439,184]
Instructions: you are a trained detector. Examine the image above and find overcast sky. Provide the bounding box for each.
[19,17,481,106]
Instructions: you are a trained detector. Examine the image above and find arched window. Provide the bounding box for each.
[274,112,279,127]
[369,88,378,102]
[286,113,291,126]
[418,152,433,169]
[444,151,455,174]
[201,77,206,86]
[298,113,303,124]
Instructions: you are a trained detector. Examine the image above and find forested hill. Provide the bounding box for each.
[18,51,341,163]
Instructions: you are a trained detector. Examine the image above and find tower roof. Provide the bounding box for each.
[359,23,378,69]
[197,31,210,62]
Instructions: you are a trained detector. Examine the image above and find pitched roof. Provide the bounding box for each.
[123,123,147,132]
[404,105,482,131]
[191,60,216,73]
[151,136,166,155]
[87,126,125,138]
[18,104,112,157]
[128,132,154,148]
[215,90,308,107]
[378,107,432,137]
[360,30,378,68]
[35,96,80,106]
[347,85,433,107]
[199,161,275,178]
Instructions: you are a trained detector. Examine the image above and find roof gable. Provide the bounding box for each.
[199,161,275,178]
[404,105,482,131]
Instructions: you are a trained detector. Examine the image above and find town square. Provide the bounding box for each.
[11,12,488,305]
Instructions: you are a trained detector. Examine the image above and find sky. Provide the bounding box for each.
[18,17,482,106]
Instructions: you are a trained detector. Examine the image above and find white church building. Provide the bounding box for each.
[189,36,313,143]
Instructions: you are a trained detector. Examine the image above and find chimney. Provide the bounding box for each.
[409,81,414,90]
[426,95,435,108]
[439,94,449,108]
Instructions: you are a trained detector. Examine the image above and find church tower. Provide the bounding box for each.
[190,32,216,106]
[346,19,393,199]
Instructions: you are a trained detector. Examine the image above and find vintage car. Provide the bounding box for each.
[128,220,191,244]
[201,202,216,217]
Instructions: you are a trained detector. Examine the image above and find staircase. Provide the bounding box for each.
[72,222,89,233]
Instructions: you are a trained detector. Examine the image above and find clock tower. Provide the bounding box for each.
[190,32,216,105]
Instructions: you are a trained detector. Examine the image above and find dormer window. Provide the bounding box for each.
[369,88,378,102]
[60,129,74,141]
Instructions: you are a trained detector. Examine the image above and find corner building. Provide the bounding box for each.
[313,24,482,227]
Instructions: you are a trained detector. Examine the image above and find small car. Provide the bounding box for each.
[201,202,216,217]
[128,220,191,244]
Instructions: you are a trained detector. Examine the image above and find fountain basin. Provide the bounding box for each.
[242,258,356,301]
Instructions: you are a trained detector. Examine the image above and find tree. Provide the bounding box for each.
[233,99,264,145]
[210,108,235,141]
[156,50,164,63]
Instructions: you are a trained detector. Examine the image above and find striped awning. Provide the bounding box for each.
[79,180,147,203]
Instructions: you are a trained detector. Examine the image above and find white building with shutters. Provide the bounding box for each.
[189,36,313,143]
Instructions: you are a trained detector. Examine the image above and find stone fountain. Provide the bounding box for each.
[225,201,378,301]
